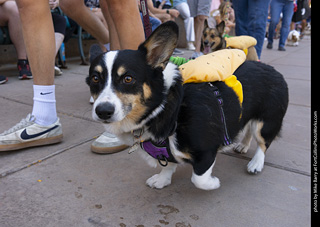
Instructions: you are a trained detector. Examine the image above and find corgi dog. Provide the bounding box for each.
[86,22,288,190]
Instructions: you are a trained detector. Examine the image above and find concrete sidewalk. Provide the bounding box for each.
[0,37,311,227]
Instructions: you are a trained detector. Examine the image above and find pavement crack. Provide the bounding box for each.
[288,102,311,108]
[220,151,310,177]
[0,136,98,178]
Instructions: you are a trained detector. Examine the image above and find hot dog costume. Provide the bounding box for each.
[171,49,246,106]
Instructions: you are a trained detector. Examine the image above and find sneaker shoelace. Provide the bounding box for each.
[0,114,35,135]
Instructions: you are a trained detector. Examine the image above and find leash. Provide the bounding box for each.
[208,82,232,146]
[140,0,152,39]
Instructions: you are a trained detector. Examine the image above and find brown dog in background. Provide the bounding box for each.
[201,21,258,61]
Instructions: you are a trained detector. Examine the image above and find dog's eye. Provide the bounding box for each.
[211,34,215,38]
[92,75,99,83]
[123,75,134,84]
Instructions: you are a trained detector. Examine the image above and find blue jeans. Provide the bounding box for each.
[233,0,271,59]
[268,0,294,48]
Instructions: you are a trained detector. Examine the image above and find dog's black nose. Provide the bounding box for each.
[95,102,115,120]
[204,40,209,46]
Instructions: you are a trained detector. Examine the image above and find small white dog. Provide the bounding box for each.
[287,30,300,47]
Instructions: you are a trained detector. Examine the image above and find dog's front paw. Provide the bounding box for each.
[247,148,265,174]
[146,174,171,189]
[247,159,264,174]
[234,143,250,154]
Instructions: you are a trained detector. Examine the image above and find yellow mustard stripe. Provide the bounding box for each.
[222,75,243,106]
[178,49,244,116]
[243,48,248,56]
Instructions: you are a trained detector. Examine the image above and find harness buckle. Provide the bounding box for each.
[157,155,168,167]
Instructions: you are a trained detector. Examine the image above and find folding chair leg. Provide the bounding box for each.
[78,26,88,65]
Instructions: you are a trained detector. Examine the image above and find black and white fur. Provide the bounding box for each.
[86,22,289,190]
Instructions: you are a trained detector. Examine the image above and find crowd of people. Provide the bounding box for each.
[0,0,311,154]
[0,0,311,84]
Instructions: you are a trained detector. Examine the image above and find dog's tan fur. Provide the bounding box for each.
[115,91,148,123]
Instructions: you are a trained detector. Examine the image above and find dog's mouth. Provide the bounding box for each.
[203,42,215,54]
[92,115,112,124]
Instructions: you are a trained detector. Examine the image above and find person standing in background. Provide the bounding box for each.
[290,0,311,39]
[188,0,212,59]
[0,0,32,80]
[233,0,271,60]
[267,0,294,51]
[173,0,196,50]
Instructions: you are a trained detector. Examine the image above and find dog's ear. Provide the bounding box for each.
[216,21,225,35]
[89,44,104,64]
[139,21,179,69]
[204,19,209,30]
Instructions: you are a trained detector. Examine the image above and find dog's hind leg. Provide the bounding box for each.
[247,120,267,174]
[247,115,284,174]
[234,121,253,154]
[146,163,177,189]
[191,160,220,190]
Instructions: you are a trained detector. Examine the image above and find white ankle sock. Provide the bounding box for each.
[32,85,57,126]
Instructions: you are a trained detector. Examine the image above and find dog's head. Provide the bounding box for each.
[201,21,226,54]
[86,22,181,135]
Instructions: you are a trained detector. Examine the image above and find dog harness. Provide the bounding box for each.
[208,82,232,145]
[135,82,233,164]
[129,50,245,164]
[173,49,244,146]
[129,123,178,166]
[141,139,177,166]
